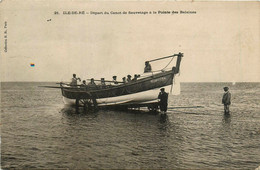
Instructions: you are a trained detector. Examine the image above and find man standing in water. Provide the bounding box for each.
[222,87,231,114]
[158,88,168,114]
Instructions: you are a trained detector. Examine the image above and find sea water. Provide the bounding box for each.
[1,82,260,169]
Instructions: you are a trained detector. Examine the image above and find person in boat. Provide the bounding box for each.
[111,76,118,85]
[80,80,87,88]
[81,80,87,86]
[70,74,81,87]
[222,87,231,114]
[158,88,168,114]
[101,78,106,86]
[127,75,132,82]
[88,78,96,86]
[122,77,126,83]
[100,78,106,89]
[132,74,140,81]
[144,61,152,73]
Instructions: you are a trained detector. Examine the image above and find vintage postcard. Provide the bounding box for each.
[1,1,259,169]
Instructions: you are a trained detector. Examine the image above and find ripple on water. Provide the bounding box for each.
[1,82,260,169]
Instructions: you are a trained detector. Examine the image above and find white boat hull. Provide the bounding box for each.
[63,84,172,106]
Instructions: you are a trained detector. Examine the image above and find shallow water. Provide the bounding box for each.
[1,82,260,169]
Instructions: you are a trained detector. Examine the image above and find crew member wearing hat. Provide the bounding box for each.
[111,76,118,85]
[158,88,168,114]
[222,87,231,114]
[144,61,152,73]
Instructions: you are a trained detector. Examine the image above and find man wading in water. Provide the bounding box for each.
[222,87,231,114]
[158,88,168,114]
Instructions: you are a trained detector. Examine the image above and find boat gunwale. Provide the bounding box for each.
[61,69,174,94]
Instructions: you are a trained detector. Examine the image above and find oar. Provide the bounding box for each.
[55,82,82,87]
[87,79,125,84]
[38,86,62,89]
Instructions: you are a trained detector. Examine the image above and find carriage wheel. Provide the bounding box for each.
[80,98,98,112]
[148,104,159,112]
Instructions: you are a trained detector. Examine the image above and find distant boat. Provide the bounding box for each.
[44,52,183,111]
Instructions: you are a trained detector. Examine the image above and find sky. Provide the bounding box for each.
[0,1,259,82]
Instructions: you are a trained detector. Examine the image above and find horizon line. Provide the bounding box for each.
[1,81,260,83]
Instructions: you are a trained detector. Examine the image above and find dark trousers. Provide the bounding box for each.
[160,103,168,112]
[224,104,230,113]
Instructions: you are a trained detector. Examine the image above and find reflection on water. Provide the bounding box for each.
[222,113,231,124]
[158,114,170,130]
[1,82,260,169]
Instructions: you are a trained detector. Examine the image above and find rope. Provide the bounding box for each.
[161,56,175,71]
[139,57,175,78]
[150,57,175,73]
